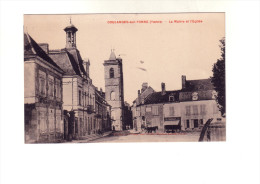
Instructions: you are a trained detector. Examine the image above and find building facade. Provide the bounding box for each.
[103,51,125,131]
[24,33,64,143]
[132,83,155,131]
[95,88,112,132]
[47,21,111,140]
[132,76,223,132]
[179,75,222,130]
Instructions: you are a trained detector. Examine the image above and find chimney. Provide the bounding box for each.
[161,82,166,95]
[141,82,148,93]
[38,43,49,54]
[138,90,141,96]
[83,59,90,77]
[100,88,103,93]
[182,75,186,89]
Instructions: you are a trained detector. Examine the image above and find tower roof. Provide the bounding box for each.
[109,50,116,60]
[64,18,78,32]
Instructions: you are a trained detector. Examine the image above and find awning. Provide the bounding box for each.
[164,120,180,126]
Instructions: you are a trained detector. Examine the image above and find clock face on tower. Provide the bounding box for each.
[192,92,198,101]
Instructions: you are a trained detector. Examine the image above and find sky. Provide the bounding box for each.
[24,13,225,104]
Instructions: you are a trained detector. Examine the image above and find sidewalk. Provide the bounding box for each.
[63,131,113,143]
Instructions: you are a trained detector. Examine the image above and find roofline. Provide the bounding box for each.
[186,78,211,82]
[24,55,64,74]
[136,99,216,107]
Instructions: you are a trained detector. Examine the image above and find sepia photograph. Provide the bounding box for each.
[24,13,226,143]
[1,1,260,184]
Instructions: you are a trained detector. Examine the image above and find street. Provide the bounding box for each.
[88,131,201,143]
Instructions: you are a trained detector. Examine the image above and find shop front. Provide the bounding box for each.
[163,117,181,133]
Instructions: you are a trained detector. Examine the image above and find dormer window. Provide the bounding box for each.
[169,95,175,102]
[192,92,198,101]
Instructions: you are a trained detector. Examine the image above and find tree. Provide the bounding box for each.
[211,37,225,116]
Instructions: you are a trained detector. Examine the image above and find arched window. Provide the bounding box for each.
[110,91,116,100]
[109,68,114,78]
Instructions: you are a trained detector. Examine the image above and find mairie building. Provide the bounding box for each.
[24,21,112,142]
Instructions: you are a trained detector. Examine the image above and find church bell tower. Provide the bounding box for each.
[104,50,125,131]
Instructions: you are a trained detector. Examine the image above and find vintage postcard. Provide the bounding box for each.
[24,13,225,143]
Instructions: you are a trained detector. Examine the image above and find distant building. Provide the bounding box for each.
[103,51,125,131]
[132,83,155,131]
[123,101,133,129]
[179,75,222,130]
[132,76,223,132]
[95,88,112,132]
[24,33,64,143]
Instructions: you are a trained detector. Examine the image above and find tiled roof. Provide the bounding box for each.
[49,48,86,76]
[142,90,180,105]
[24,33,62,71]
[183,79,214,91]
[134,86,155,105]
[67,49,87,76]
[49,51,78,76]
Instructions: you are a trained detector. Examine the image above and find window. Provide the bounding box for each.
[39,71,46,96]
[82,92,84,106]
[152,106,159,116]
[56,110,62,132]
[48,78,54,97]
[84,93,87,107]
[136,108,140,116]
[146,107,151,112]
[194,119,199,128]
[39,109,47,133]
[109,68,114,78]
[79,90,81,105]
[199,119,204,125]
[169,95,174,102]
[169,106,175,116]
[110,91,116,100]
[186,120,190,128]
[54,80,61,99]
[185,106,191,116]
[192,92,198,101]
[200,104,206,115]
[40,78,45,95]
[48,109,55,132]
[192,105,198,115]
[87,117,90,132]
